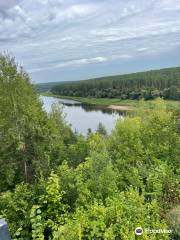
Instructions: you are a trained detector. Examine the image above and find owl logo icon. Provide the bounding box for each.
[135,227,143,236]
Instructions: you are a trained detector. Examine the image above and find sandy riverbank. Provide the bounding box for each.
[108,105,133,111]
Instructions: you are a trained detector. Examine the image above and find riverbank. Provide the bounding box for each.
[42,92,180,111]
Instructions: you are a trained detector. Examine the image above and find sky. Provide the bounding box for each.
[0,0,180,83]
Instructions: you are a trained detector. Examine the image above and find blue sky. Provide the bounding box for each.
[0,0,180,83]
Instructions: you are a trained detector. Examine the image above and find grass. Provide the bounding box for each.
[42,92,180,111]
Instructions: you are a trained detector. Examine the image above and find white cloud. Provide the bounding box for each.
[157,0,180,10]
[0,0,21,10]
[55,56,108,68]
[0,0,180,82]
[137,48,149,52]
[66,4,95,18]
[29,56,108,73]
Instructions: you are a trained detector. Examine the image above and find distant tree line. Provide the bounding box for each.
[36,82,64,93]
[51,67,180,100]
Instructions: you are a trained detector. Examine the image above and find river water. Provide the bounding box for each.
[41,96,125,135]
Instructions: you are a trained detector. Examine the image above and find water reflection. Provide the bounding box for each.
[41,96,125,135]
[80,103,126,115]
[59,101,126,116]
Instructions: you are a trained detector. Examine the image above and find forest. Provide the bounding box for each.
[36,82,64,94]
[0,54,180,240]
[51,67,180,100]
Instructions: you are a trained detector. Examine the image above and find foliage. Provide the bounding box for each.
[0,54,81,191]
[53,190,168,240]
[96,123,107,136]
[0,54,179,239]
[167,206,180,239]
[0,54,51,190]
[50,67,180,100]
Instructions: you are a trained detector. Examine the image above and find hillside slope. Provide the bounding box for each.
[51,67,180,100]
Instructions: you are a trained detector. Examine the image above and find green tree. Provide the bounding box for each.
[96,122,107,136]
[169,85,179,100]
[0,54,51,190]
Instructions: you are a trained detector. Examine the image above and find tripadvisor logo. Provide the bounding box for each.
[135,227,143,236]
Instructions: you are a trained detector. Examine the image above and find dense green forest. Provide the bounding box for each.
[51,67,180,100]
[36,82,65,93]
[0,54,180,239]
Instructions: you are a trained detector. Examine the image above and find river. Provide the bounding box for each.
[41,96,125,135]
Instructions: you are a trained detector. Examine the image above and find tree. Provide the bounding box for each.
[96,122,107,136]
[0,54,51,189]
[0,54,72,191]
[51,67,180,100]
[169,85,179,100]
[0,54,179,240]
